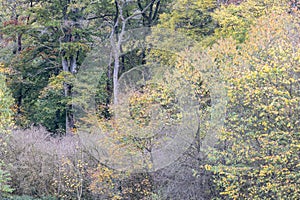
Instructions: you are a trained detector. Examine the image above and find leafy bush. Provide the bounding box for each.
[0,161,14,198]
[0,72,14,133]
[0,68,15,198]
[5,195,56,200]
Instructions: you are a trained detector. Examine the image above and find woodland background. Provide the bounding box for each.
[0,0,300,199]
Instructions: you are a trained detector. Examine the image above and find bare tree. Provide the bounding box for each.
[110,0,157,105]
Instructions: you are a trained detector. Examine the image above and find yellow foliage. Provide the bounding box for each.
[207,10,300,199]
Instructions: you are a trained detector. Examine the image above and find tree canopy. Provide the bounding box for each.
[0,0,299,199]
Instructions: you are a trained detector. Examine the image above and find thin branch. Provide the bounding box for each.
[85,14,114,21]
[125,0,156,22]
[138,0,150,22]
[152,0,161,22]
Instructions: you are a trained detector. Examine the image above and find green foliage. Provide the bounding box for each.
[0,161,14,198]
[0,65,14,198]
[33,72,75,132]
[7,195,56,200]
[211,0,290,43]
[0,0,97,133]
[95,69,112,119]
[2,0,300,199]
[0,71,14,134]
[158,0,217,40]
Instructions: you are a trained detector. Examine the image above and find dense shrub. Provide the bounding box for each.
[1,127,95,199]
[0,70,15,197]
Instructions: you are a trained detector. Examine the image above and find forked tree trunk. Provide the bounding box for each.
[112,0,156,106]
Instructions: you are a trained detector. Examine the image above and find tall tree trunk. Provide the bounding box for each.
[112,20,126,105]
[113,50,120,105]
[62,57,76,135]
[111,0,158,106]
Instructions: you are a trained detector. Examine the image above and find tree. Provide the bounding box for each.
[110,0,161,105]
[1,0,97,133]
[211,0,290,43]
[208,11,300,199]
[157,0,217,41]
[137,0,163,27]
[0,64,14,133]
[0,63,14,197]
